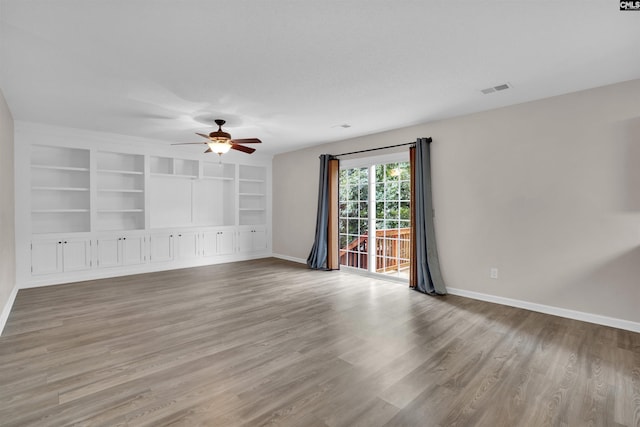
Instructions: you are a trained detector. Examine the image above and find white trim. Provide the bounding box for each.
[272,253,307,264]
[0,285,19,336]
[266,257,640,333]
[339,151,409,169]
[447,287,640,334]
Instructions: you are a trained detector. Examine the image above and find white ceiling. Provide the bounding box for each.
[1,1,639,155]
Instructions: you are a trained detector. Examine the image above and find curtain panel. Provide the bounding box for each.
[307,155,339,270]
[410,139,447,295]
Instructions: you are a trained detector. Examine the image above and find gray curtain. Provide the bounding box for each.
[307,154,334,270]
[414,138,447,295]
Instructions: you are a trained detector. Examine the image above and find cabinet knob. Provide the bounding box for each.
[118,238,122,240]
[123,237,126,240]
[178,234,182,237]
[64,241,68,244]
[58,241,62,244]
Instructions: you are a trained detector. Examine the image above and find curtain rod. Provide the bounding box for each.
[332,138,431,158]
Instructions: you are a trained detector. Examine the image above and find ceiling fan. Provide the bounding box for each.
[172,119,261,155]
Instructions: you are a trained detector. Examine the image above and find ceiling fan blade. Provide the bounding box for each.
[171,142,207,145]
[204,147,213,153]
[196,132,211,139]
[230,138,261,144]
[230,144,256,154]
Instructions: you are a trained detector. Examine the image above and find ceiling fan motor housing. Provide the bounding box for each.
[208,130,231,141]
[210,119,231,141]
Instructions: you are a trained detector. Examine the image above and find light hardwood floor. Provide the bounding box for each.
[1,258,639,426]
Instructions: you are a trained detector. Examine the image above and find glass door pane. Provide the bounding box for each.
[374,162,411,278]
[339,167,369,270]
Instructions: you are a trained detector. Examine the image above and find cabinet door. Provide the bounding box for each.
[253,229,267,251]
[238,229,254,253]
[31,240,62,275]
[62,239,91,272]
[217,230,235,255]
[150,234,173,262]
[122,236,145,266]
[176,232,199,260]
[201,232,217,257]
[238,228,267,253]
[96,237,120,268]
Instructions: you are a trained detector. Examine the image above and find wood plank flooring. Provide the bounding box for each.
[1,258,639,426]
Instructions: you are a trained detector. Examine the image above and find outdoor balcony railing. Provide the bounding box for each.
[339,228,410,273]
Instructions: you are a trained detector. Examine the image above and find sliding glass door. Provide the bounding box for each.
[338,154,410,279]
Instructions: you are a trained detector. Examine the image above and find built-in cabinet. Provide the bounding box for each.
[22,139,271,286]
[31,238,92,275]
[96,234,145,268]
[202,229,235,256]
[238,227,268,252]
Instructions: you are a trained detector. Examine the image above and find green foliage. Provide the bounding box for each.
[339,161,411,251]
[400,181,410,201]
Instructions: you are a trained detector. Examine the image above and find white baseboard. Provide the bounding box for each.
[277,260,640,333]
[272,253,307,264]
[0,285,19,336]
[447,287,640,334]
[21,253,273,289]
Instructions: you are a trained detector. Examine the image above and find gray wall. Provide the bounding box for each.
[273,79,640,324]
[0,87,16,323]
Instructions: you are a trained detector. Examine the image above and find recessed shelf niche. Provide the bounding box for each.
[31,145,91,234]
[193,162,236,226]
[96,151,145,231]
[150,156,198,178]
[238,165,266,225]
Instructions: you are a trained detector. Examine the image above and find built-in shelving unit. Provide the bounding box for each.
[31,145,91,234]
[238,165,266,225]
[21,134,271,287]
[96,151,145,231]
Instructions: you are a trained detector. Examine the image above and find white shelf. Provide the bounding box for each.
[31,164,89,172]
[98,189,144,193]
[150,173,197,179]
[238,178,265,183]
[239,208,266,211]
[97,169,144,175]
[32,209,90,213]
[239,193,265,197]
[98,209,144,213]
[32,186,89,192]
[202,176,234,181]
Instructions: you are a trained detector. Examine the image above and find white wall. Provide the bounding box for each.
[0,87,17,333]
[273,78,640,326]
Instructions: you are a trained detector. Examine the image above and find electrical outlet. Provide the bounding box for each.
[490,268,498,279]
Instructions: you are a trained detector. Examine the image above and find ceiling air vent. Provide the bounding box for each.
[481,83,512,94]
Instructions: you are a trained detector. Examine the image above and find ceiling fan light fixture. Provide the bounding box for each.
[207,141,232,154]
[209,130,232,140]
